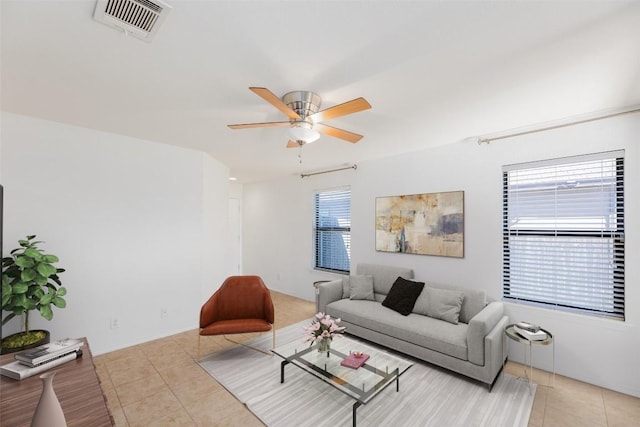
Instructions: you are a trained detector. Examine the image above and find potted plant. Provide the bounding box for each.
[1,235,67,354]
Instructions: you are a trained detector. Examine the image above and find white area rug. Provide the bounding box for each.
[198,321,535,427]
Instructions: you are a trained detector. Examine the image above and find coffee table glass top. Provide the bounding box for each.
[272,334,413,404]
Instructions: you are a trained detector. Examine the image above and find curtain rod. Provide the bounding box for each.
[300,164,357,178]
[477,105,640,145]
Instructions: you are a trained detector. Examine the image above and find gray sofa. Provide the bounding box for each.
[317,263,508,389]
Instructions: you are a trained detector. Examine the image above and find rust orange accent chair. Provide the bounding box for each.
[198,275,275,359]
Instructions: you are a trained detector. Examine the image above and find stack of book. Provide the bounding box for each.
[513,322,547,341]
[0,338,84,380]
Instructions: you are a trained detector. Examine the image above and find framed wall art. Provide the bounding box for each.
[375,191,464,258]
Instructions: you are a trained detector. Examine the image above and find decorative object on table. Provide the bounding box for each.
[0,349,82,380]
[375,191,464,257]
[513,325,547,341]
[15,338,84,367]
[340,351,370,369]
[30,370,67,427]
[1,235,67,354]
[515,321,540,333]
[303,312,345,354]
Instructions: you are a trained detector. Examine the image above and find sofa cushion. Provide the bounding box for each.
[426,283,487,323]
[349,275,375,300]
[356,263,414,296]
[414,287,464,324]
[326,299,468,361]
[382,277,425,315]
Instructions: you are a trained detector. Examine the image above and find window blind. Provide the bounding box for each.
[502,151,625,319]
[314,187,351,273]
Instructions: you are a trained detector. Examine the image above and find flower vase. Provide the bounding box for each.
[317,337,331,355]
[31,371,67,427]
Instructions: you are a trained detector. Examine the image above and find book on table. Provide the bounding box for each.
[14,338,84,367]
[340,353,370,369]
[515,321,541,333]
[1,350,83,380]
[513,325,547,341]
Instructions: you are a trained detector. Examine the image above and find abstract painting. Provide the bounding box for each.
[375,191,464,257]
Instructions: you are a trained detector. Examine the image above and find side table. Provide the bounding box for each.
[504,324,555,392]
[0,337,113,426]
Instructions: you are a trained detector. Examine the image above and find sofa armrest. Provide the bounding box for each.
[317,279,343,313]
[484,315,509,385]
[467,301,504,365]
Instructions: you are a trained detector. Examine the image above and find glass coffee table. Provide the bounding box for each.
[272,335,412,427]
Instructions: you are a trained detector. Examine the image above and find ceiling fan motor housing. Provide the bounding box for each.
[282,91,322,121]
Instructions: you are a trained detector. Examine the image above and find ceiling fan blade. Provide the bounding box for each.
[286,140,303,148]
[228,121,290,129]
[308,97,371,123]
[315,123,363,143]
[249,87,301,120]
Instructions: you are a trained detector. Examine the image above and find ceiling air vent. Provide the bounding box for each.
[93,0,172,42]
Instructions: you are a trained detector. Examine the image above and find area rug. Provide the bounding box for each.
[198,321,535,427]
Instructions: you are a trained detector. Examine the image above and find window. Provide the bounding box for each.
[502,151,625,319]
[314,187,351,273]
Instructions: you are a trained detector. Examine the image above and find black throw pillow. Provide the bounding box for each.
[382,277,425,316]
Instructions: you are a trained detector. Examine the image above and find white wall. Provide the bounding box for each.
[243,113,639,397]
[201,155,232,300]
[0,113,230,355]
[228,182,243,275]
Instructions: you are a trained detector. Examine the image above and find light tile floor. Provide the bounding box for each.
[94,291,640,426]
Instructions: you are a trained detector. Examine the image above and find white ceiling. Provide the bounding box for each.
[2,1,639,183]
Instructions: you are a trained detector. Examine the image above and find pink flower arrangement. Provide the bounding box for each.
[303,312,346,345]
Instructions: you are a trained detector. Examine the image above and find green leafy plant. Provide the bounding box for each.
[1,235,66,348]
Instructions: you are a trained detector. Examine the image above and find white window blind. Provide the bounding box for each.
[314,187,351,273]
[502,151,625,319]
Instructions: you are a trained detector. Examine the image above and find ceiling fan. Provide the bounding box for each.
[227,87,372,148]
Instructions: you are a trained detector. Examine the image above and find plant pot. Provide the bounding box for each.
[0,330,50,355]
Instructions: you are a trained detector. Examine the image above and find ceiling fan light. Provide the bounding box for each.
[288,124,320,143]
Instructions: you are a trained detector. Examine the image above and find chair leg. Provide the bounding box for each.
[224,334,274,356]
[272,326,276,349]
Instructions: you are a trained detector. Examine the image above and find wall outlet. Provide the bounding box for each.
[110,318,119,329]
[160,307,168,319]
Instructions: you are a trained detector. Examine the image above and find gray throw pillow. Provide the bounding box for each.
[415,287,464,324]
[341,276,351,299]
[349,275,375,301]
[413,288,430,316]
[425,283,486,323]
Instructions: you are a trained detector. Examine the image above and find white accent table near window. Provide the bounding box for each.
[504,324,555,392]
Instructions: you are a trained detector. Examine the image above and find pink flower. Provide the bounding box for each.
[302,312,346,345]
